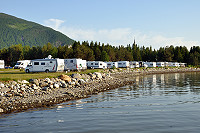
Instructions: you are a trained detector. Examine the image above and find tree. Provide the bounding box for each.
[101,51,109,61]
[8,44,24,66]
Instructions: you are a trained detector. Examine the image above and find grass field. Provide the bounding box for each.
[0,69,102,82]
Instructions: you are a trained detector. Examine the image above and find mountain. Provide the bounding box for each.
[0,13,74,49]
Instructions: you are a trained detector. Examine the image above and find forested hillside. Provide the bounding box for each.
[0,41,199,66]
[0,13,74,48]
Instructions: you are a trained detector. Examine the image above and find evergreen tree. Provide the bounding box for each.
[101,51,109,61]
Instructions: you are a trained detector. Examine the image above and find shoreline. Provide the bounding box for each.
[0,67,200,115]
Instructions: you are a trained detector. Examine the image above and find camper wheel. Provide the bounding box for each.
[45,69,49,73]
[25,69,30,73]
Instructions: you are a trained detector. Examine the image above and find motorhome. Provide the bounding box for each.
[14,60,31,69]
[144,62,156,67]
[0,60,4,69]
[25,55,64,73]
[168,62,180,67]
[164,62,169,67]
[87,61,107,69]
[117,61,130,68]
[105,62,118,68]
[130,61,139,68]
[64,58,87,71]
[156,62,165,67]
[180,63,187,67]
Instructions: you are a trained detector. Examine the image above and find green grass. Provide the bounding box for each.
[0,69,102,82]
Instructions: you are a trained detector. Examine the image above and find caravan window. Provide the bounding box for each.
[100,63,102,66]
[95,63,98,65]
[41,62,45,65]
[34,62,39,65]
[70,60,73,63]
[91,63,93,65]
[50,61,53,63]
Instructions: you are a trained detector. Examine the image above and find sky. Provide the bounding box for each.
[1,0,200,49]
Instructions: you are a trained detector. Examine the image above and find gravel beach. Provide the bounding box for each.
[0,67,200,114]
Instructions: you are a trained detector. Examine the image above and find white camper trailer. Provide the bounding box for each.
[0,60,4,69]
[144,62,156,67]
[118,61,130,68]
[130,61,139,68]
[164,62,169,67]
[64,58,87,71]
[25,56,64,73]
[168,62,180,67]
[180,63,187,67]
[106,62,118,68]
[87,61,107,69]
[156,62,165,67]
[14,60,31,69]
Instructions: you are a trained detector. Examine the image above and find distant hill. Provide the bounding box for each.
[0,13,74,49]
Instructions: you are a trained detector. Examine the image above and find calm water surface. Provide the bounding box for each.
[1,72,200,133]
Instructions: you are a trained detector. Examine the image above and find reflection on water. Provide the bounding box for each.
[1,72,200,133]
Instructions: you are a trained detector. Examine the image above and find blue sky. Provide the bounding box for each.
[1,0,200,49]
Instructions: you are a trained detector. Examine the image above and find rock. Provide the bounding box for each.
[71,73,82,79]
[61,83,67,88]
[9,81,17,85]
[69,81,76,85]
[71,78,76,82]
[18,80,29,84]
[89,73,96,79]
[29,79,39,86]
[0,83,4,88]
[94,72,102,79]
[59,74,71,82]
[15,93,23,97]
[39,82,48,87]
[54,83,59,88]
[0,87,10,93]
[49,84,54,89]
[81,74,90,79]
[32,84,39,90]
[78,79,86,85]
[44,78,51,83]
[0,108,4,113]
[75,82,81,86]
[55,78,61,82]
[42,87,49,91]
[20,87,26,91]
[6,93,13,97]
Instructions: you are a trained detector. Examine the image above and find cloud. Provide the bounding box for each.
[44,19,199,50]
[44,19,64,30]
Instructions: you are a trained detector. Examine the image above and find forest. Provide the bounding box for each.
[0,41,200,67]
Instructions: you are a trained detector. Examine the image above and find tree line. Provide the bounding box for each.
[0,41,200,66]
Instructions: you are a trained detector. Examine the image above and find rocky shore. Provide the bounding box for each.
[0,67,200,114]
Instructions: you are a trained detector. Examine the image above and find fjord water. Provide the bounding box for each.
[1,72,200,133]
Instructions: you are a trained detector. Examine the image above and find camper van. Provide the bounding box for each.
[130,61,139,68]
[144,62,156,67]
[0,60,4,69]
[156,62,165,67]
[180,63,187,67]
[117,61,130,68]
[64,58,87,71]
[25,56,64,73]
[14,60,31,69]
[105,62,118,68]
[168,62,180,67]
[87,61,107,69]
